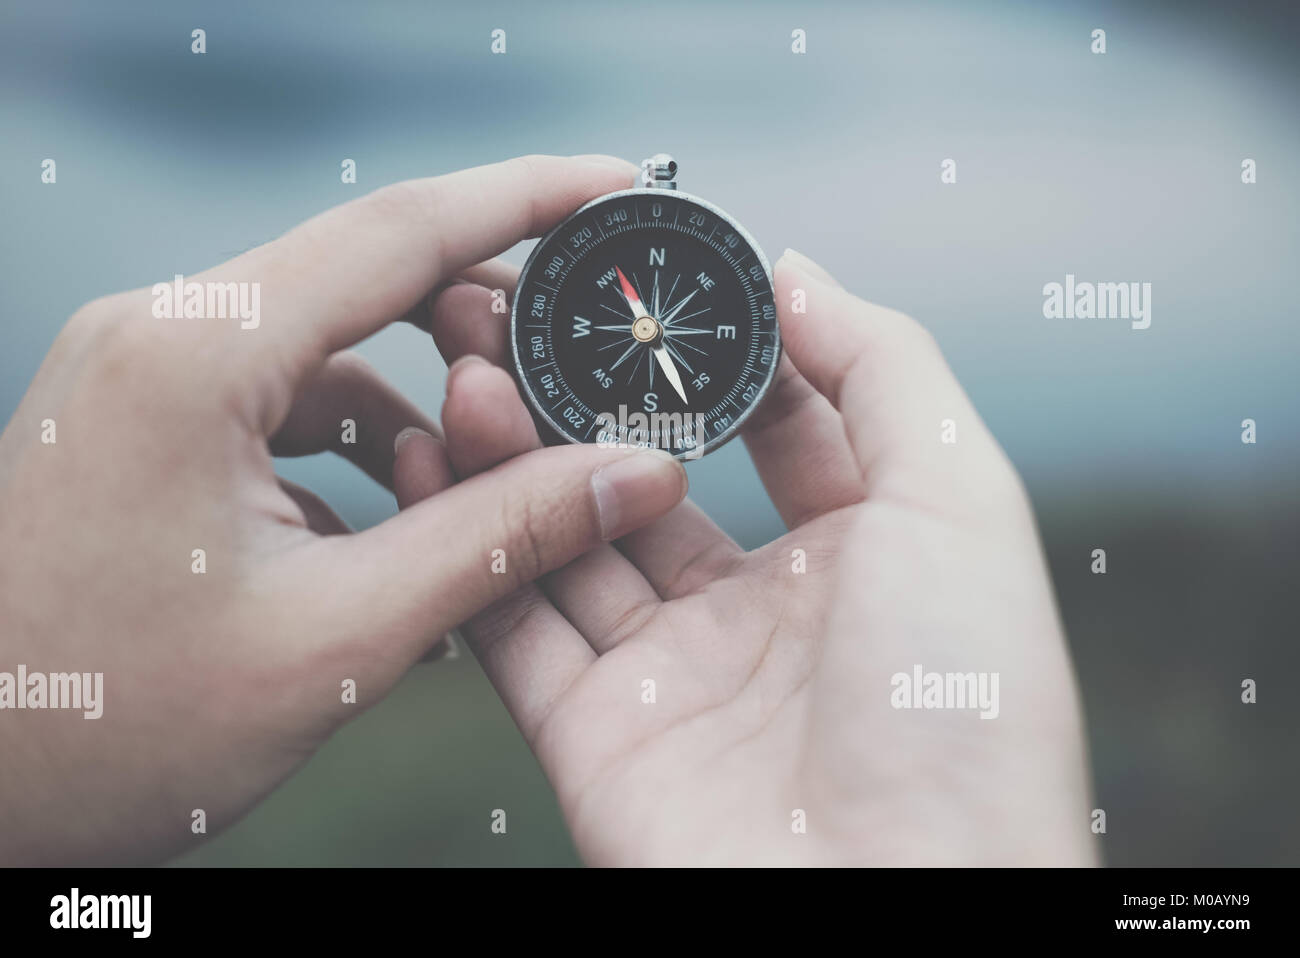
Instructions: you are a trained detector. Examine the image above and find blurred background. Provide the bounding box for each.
[2,0,1296,866]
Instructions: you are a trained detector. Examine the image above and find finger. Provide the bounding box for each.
[440,356,541,475]
[442,357,662,655]
[269,351,441,492]
[211,154,637,431]
[276,476,449,661]
[401,257,521,331]
[460,258,522,300]
[389,426,475,666]
[392,426,456,510]
[302,438,684,689]
[428,280,566,457]
[436,354,597,726]
[277,478,351,535]
[741,352,866,529]
[437,355,596,728]
[545,545,662,655]
[616,499,743,601]
[774,249,1019,514]
[429,281,512,369]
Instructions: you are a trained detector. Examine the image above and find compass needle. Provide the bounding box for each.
[663,341,695,376]
[653,346,689,404]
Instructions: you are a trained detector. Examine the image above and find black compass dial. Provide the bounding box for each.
[512,189,780,460]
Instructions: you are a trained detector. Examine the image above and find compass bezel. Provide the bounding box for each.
[510,187,780,461]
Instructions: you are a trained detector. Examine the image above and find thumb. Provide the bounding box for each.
[774,249,1009,504]
[300,442,686,662]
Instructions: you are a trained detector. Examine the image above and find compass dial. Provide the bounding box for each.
[511,188,780,460]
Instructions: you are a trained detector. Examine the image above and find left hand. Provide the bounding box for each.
[0,154,688,864]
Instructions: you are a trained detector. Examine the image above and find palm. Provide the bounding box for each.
[422,251,1095,865]
[542,479,1092,865]
[541,510,849,866]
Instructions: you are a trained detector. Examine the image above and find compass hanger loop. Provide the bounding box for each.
[640,154,678,190]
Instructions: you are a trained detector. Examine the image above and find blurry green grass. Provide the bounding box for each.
[171,651,580,867]
[1039,479,1299,867]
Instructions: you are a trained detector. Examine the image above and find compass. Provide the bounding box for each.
[511,154,780,460]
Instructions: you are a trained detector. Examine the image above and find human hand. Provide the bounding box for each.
[400,247,1095,866]
[0,155,686,865]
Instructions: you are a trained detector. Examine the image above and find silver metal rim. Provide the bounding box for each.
[510,187,781,462]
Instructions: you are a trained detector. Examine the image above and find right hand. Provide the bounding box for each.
[399,247,1095,866]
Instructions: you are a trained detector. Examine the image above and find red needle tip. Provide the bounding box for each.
[614,266,641,306]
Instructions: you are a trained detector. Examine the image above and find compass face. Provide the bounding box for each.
[511,189,780,460]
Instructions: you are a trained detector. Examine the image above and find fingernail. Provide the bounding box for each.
[591,448,687,541]
[781,248,843,289]
[394,426,433,455]
[419,630,460,664]
[445,354,490,396]
[432,632,461,661]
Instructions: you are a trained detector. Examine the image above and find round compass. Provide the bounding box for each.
[511,154,780,460]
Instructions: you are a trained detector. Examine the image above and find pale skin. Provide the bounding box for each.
[0,156,687,865]
[0,153,1094,866]
[403,248,1098,867]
